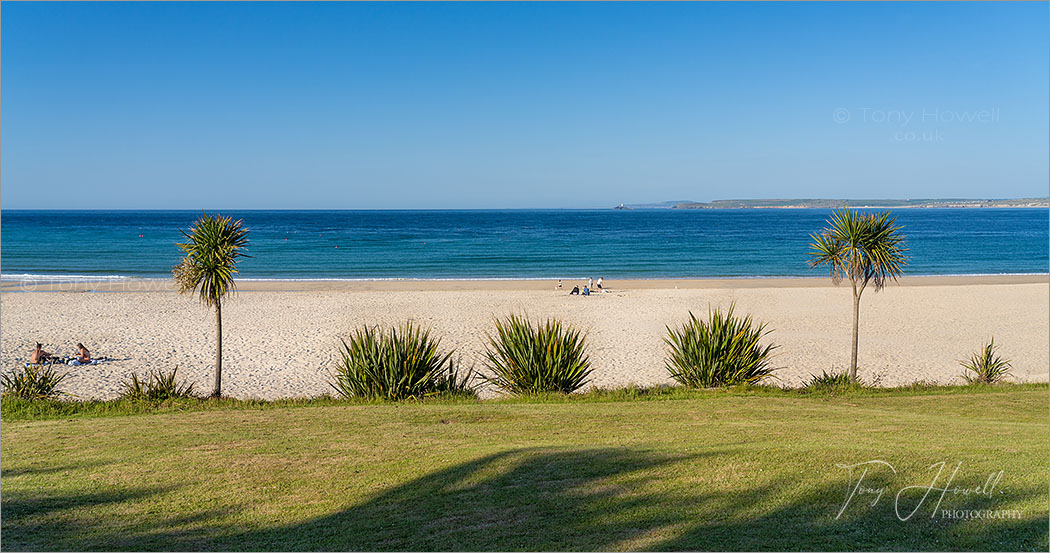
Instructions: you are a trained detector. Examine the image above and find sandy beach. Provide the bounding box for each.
[1,275,1047,399]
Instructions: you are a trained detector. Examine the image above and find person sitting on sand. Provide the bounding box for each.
[75,343,91,364]
[582,286,590,296]
[569,285,580,295]
[30,343,52,364]
[557,279,563,289]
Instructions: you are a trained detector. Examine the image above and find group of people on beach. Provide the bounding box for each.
[30,342,97,366]
[558,277,606,296]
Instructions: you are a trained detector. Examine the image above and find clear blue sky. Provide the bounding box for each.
[2,2,1047,209]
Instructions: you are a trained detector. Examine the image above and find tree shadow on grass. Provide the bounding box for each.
[1,486,169,525]
[1,484,173,550]
[2,447,1046,551]
[1,460,110,478]
[230,446,711,551]
[1,482,240,551]
[651,472,1049,551]
[223,447,1046,551]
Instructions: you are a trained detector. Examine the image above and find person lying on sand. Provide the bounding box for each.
[30,343,52,364]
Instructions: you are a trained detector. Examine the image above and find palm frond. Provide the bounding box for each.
[808,207,908,291]
[174,211,250,307]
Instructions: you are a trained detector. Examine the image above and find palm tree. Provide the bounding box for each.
[809,207,907,383]
[173,212,249,397]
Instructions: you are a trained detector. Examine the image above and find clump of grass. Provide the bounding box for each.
[331,322,474,400]
[899,379,939,391]
[119,367,197,401]
[0,363,69,400]
[796,370,871,395]
[432,361,481,398]
[484,314,592,394]
[802,370,854,390]
[665,304,778,388]
[961,338,1012,384]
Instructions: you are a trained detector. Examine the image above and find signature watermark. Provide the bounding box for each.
[835,460,1017,521]
[1,276,178,312]
[5,277,172,293]
[833,107,1000,125]
[831,107,999,143]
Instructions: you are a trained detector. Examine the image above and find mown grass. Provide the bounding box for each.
[2,385,1047,551]
[2,382,1045,422]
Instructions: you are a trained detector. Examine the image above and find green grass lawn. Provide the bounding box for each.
[2,385,1047,551]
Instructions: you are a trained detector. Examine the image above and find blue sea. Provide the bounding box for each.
[1,209,1047,280]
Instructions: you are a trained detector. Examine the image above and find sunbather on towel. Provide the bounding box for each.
[75,343,91,364]
[67,343,104,365]
[30,343,52,364]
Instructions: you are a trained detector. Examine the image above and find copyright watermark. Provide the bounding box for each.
[835,460,1015,521]
[2,276,177,314]
[832,107,999,143]
[4,276,172,293]
[940,508,1022,520]
[832,107,1000,125]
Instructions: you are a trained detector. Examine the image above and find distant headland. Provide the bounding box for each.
[615,198,1050,210]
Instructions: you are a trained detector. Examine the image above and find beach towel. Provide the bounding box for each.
[23,357,106,368]
[24,357,70,368]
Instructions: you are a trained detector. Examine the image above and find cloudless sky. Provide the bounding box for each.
[2,1,1047,209]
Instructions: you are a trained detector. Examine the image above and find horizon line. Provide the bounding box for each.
[3,196,1048,212]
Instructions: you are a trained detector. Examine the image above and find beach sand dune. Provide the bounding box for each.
[1,277,1046,399]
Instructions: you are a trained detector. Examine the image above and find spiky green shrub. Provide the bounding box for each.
[961,338,1012,384]
[802,370,857,392]
[432,361,481,398]
[331,322,472,400]
[665,304,778,387]
[484,314,592,394]
[1,363,69,400]
[119,367,197,401]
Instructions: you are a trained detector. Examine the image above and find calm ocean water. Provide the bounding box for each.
[1,209,1047,280]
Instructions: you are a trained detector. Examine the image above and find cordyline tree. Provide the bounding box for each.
[809,207,907,383]
[173,212,250,397]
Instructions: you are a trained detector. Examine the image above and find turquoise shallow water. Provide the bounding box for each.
[1,209,1047,280]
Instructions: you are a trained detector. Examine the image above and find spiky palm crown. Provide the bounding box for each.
[808,207,908,291]
[174,212,250,307]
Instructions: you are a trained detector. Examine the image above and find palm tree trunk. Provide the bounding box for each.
[850,288,861,383]
[213,302,222,397]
